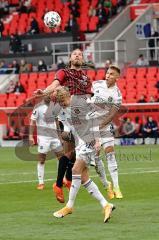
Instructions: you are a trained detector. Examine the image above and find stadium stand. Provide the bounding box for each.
[1,0,124,36]
[0,66,159,107]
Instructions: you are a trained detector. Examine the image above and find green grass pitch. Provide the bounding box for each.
[0,145,159,240]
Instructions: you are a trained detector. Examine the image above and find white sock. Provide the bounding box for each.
[83,179,107,208]
[66,175,81,208]
[37,162,45,184]
[106,152,119,189]
[95,156,109,188]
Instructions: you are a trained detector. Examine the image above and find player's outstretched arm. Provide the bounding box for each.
[29,119,36,146]
[99,105,119,129]
[34,80,60,97]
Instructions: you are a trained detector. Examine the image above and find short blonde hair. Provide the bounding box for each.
[109,65,121,75]
[56,86,70,102]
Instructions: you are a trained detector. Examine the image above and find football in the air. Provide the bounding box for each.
[44,11,61,28]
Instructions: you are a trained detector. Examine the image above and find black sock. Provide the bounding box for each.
[56,156,69,188]
[65,161,73,181]
[66,152,76,181]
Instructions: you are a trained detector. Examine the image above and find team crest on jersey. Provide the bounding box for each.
[108,96,113,102]
[74,108,80,114]
[81,75,88,86]
[40,146,43,149]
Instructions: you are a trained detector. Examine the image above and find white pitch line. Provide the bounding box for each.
[0,169,159,185]
[0,170,57,176]
[0,167,158,177]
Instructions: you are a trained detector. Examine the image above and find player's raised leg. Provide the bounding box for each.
[105,145,123,199]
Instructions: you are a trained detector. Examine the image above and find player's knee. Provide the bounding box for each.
[72,162,84,175]
[38,153,46,163]
[105,146,114,154]
[39,160,45,164]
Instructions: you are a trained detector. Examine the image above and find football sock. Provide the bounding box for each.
[65,160,74,181]
[83,179,107,208]
[106,152,119,189]
[95,156,109,188]
[66,175,81,208]
[56,155,70,188]
[37,162,45,184]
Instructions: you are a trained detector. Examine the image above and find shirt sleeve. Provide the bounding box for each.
[55,69,65,85]
[114,89,122,109]
[30,106,39,121]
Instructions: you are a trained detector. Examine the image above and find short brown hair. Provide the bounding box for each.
[108,65,121,75]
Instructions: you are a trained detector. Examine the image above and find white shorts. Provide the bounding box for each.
[75,140,96,166]
[38,137,63,154]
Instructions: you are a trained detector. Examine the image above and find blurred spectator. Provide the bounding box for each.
[134,116,143,138]
[11,60,20,74]
[105,59,112,72]
[9,34,22,53]
[0,60,8,74]
[18,1,28,13]
[66,17,80,43]
[155,80,159,89]
[122,118,135,138]
[0,19,4,37]
[73,22,80,44]
[69,0,80,18]
[149,96,156,103]
[96,3,108,28]
[88,5,96,17]
[0,0,9,17]
[136,54,148,66]
[38,59,47,72]
[6,80,16,93]
[143,116,158,144]
[6,120,19,140]
[137,94,146,103]
[104,0,112,16]
[57,58,66,70]
[19,120,28,139]
[28,17,39,34]
[65,14,74,32]
[148,31,159,60]
[19,59,30,73]
[14,81,25,94]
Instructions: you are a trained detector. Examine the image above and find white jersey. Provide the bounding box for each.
[58,107,73,132]
[86,80,122,146]
[69,95,99,146]
[31,101,60,138]
[88,80,122,121]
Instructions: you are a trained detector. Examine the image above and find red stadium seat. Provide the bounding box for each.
[125,67,136,77]
[95,69,105,80]
[87,69,96,81]
[147,67,157,77]
[37,82,46,89]
[6,99,16,107]
[8,93,17,100]
[79,22,88,32]
[0,99,6,107]
[47,72,55,85]
[20,73,29,88]
[29,73,38,81]
[88,16,99,32]
[0,94,7,101]
[0,94,7,107]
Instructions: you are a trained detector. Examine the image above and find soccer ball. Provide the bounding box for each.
[44,11,61,28]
